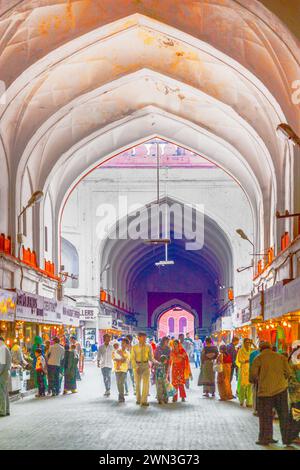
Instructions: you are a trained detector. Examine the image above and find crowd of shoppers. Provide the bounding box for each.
[1,330,300,449]
[96,332,300,447]
[0,334,83,412]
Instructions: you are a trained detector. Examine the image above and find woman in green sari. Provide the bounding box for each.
[63,344,79,394]
[0,336,12,417]
[236,338,256,407]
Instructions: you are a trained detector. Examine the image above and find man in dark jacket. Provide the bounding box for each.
[250,341,292,446]
[227,336,239,383]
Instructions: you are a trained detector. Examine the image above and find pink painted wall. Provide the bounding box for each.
[158,308,194,339]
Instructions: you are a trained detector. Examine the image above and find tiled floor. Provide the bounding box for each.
[0,363,299,450]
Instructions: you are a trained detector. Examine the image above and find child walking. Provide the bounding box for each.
[112,338,130,403]
[35,348,47,397]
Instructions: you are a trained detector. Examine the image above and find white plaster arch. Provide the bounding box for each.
[51,108,264,258]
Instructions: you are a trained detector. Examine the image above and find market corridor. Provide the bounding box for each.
[0,363,297,451]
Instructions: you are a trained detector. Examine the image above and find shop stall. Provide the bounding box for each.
[211,316,233,345]
[0,289,33,394]
[249,279,300,353]
[40,297,64,343]
[0,288,16,345]
[80,307,98,359]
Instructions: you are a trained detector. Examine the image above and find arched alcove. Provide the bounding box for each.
[61,237,79,288]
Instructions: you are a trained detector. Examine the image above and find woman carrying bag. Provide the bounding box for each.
[216,345,234,401]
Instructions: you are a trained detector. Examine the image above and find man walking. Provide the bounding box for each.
[131,332,154,407]
[227,336,239,384]
[249,345,261,416]
[125,335,136,394]
[250,341,292,446]
[193,335,203,369]
[47,337,65,396]
[97,334,114,397]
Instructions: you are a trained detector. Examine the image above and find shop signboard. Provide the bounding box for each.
[264,281,284,320]
[43,298,62,325]
[0,288,16,322]
[99,315,112,330]
[16,290,44,323]
[250,292,263,320]
[62,305,80,327]
[80,307,98,321]
[241,305,251,324]
[283,277,300,314]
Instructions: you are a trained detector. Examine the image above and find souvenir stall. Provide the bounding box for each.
[254,314,300,354]
[0,288,16,346]
[15,290,46,390]
[253,279,300,354]
[61,304,80,345]
[15,290,44,349]
[40,297,64,343]
[0,289,33,394]
[234,324,252,341]
[211,316,233,345]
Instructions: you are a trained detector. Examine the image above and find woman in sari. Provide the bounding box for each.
[217,345,234,401]
[198,337,218,397]
[170,340,192,402]
[63,344,79,394]
[236,338,255,407]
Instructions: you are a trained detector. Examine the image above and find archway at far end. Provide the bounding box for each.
[157,307,195,339]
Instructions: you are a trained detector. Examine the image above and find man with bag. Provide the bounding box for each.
[250,341,292,446]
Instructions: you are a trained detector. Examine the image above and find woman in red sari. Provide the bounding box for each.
[170,340,192,402]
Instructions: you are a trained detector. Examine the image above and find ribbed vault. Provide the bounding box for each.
[0,1,299,275]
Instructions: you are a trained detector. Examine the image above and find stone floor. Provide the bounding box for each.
[0,363,299,450]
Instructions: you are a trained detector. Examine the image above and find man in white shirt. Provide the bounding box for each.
[193,335,203,369]
[97,334,114,397]
[47,337,65,396]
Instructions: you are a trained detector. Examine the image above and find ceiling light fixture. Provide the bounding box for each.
[276,123,300,146]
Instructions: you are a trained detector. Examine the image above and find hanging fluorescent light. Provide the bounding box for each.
[276,123,300,146]
[155,259,175,267]
[143,238,170,245]
[155,243,174,267]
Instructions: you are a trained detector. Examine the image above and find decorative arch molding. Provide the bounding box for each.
[98,194,236,300]
[51,110,264,260]
[1,7,299,118]
[0,137,9,234]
